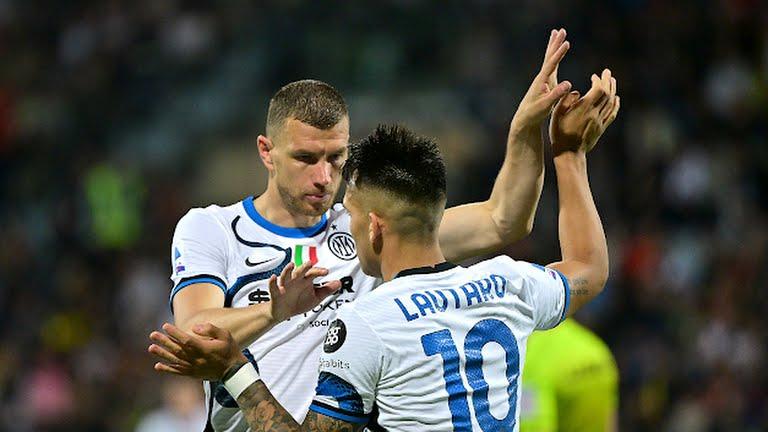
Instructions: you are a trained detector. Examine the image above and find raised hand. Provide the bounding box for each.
[510,28,573,132]
[549,68,620,155]
[268,261,342,322]
[149,322,245,381]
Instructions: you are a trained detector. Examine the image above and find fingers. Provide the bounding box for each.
[192,322,227,340]
[303,267,330,280]
[544,28,567,62]
[605,95,620,125]
[267,274,279,297]
[552,90,581,118]
[148,343,192,367]
[149,330,185,356]
[582,73,609,108]
[279,262,294,288]
[537,28,568,88]
[597,69,613,111]
[154,362,187,376]
[292,261,314,279]
[600,75,618,117]
[162,322,192,346]
[314,280,342,300]
[540,40,570,79]
[544,80,572,105]
[159,322,212,354]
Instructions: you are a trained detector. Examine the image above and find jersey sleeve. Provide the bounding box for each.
[521,261,570,330]
[169,209,230,309]
[494,256,569,330]
[309,306,383,425]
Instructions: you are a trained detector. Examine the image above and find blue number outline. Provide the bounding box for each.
[421,318,519,431]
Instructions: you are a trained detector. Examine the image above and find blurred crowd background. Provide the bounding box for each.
[1,0,766,431]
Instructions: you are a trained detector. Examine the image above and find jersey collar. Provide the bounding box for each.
[242,196,328,238]
[393,262,458,279]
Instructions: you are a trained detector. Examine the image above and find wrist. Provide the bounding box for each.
[222,360,261,400]
[553,151,588,173]
[254,302,281,326]
[221,354,250,381]
[553,150,587,163]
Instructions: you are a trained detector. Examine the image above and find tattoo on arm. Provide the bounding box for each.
[234,382,363,432]
[569,277,589,296]
[303,410,364,432]
[236,381,300,432]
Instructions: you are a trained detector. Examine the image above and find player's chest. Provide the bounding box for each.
[223,230,370,307]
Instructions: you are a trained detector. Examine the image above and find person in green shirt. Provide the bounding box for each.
[521,319,619,432]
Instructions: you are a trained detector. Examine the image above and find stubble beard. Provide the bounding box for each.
[276,182,332,218]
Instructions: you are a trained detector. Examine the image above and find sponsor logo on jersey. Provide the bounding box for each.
[248,288,270,304]
[318,356,350,370]
[323,319,347,353]
[328,232,356,261]
[245,247,285,269]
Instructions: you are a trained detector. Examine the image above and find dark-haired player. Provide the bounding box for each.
[149,68,620,431]
[162,30,573,431]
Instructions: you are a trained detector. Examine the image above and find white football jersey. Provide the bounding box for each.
[170,197,379,431]
[310,258,570,432]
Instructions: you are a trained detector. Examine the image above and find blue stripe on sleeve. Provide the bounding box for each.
[555,269,571,323]
[169,275,227,313]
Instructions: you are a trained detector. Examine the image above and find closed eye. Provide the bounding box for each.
[294,153,318,164]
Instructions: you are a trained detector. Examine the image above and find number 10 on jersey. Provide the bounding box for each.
[421,318,519,432]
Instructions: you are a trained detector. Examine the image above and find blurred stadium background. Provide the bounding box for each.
[0,0,766,431]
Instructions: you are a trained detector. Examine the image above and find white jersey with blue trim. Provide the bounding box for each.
[310,257,569,432]
[170,197,379,431]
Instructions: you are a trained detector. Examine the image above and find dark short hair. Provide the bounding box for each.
[343,124,447,208]
[266,80,348,136]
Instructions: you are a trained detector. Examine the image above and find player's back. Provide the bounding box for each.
[520,319,618,432]
[312,256,569,432]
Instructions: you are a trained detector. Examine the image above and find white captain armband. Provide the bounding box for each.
[223,362,261,400]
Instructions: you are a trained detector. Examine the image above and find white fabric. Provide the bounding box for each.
[311,256,568,431]
[170,199,379,431]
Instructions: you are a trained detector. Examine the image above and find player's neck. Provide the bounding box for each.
[253,188,323,228]
[380,237,446,282]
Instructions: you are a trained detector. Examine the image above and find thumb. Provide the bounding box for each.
[545,81,572,104]
[553,90,580,118]
[267,274,280,298]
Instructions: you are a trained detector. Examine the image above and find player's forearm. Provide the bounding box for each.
[235,380,302,432]
[439,125,544,261]
[236,381,359,432]
[177,304,277,348]
[487,123,545,237]
[552,152,608,286]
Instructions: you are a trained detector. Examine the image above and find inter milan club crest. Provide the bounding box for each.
[328,232,357,261]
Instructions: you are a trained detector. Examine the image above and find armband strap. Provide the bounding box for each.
[223,362,260,400]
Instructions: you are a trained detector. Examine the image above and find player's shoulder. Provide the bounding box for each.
[177,199,242,227]
[468,254,528,279]
[472,255,561,283]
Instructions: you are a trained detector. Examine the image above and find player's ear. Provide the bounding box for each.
[257,135,275,171]
[369,212,383,254]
